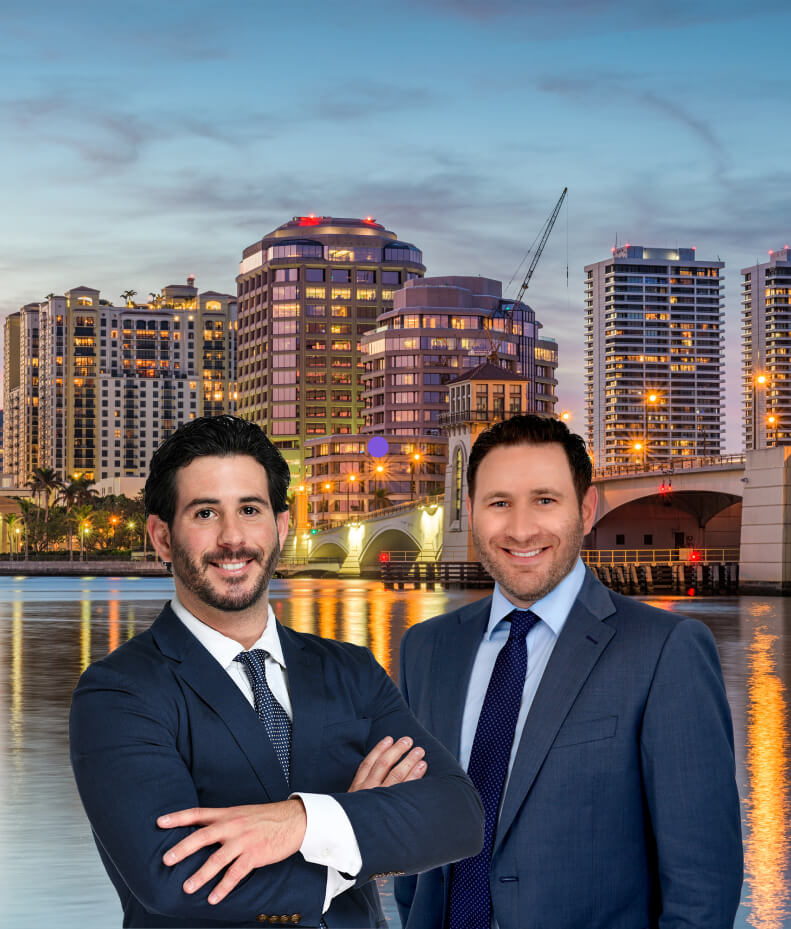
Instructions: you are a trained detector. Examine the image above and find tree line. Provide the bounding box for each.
[3,467,148,561]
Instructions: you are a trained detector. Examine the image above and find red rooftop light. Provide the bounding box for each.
[298,215,321,226]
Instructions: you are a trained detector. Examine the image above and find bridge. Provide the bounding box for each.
[282,446,791,593]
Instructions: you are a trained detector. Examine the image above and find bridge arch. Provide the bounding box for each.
[592,489,742,551]
[360,527,420,568]
[309,539,349,562]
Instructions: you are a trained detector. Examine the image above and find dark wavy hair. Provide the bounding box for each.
[144,415,291,525]
[467,413,592,505]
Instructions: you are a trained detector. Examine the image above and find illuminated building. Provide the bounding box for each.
[235,216,425,482]
[742,247,791,449]
[585,245,724,468]
[3,304,40,482]
[3,278,236,485]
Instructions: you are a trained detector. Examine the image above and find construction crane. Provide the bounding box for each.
[488,186,568,362]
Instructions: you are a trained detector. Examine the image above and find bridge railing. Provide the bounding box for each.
[582,548,740,566]
[593,454,745,480]
[307,494,444,531]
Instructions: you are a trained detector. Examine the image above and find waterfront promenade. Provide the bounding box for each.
[1,576,788,928]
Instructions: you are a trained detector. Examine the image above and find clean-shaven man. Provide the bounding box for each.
[70,415,483,928]
[396,414,742,929]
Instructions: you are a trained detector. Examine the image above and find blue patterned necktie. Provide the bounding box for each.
[234,649,292,785]
[448,608,540,929]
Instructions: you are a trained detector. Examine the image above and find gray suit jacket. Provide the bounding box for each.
[395,569,743,929]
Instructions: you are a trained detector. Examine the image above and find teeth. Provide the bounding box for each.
[509,549,542,558]
[217,561,247,571]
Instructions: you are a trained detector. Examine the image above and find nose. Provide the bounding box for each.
[504,501,541,542]
[216,512,245,548]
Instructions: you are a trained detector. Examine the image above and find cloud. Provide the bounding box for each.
[539,71,729,182]
[411,0,774,31]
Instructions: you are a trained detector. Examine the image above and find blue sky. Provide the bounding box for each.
[3,0,790,450]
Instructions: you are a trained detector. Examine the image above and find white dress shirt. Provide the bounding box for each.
[171,596,361,913]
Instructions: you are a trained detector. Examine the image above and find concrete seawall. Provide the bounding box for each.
[0,561,168,577]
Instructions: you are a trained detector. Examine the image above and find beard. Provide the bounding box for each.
[471,514,585,607]
[169,538,281,613]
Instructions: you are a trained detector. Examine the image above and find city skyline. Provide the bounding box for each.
[4,1,791,452]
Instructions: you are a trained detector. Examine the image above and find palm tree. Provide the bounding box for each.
[371,487,394,511]
[27,467,62,548]
[60,479,97,560]
[3,513,21,560]
[72,504,95,561]
[12,498,35,559]
[121,289,137,306]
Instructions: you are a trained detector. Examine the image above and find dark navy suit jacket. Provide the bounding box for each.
[70,604,483,928]
[395,570,743,929]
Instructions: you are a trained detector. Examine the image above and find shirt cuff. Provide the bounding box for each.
[292,792,362,911]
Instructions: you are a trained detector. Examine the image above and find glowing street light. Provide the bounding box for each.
[753,373,769,449]
[346,474,356,516]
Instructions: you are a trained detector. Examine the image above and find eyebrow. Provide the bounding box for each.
[481,487,566,500]
[182,495,270,509]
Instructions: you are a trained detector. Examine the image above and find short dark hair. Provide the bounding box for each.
[145,415,291,525]
[467,414,592,505]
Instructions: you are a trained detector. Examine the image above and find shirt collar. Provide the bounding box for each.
[170,595,285,671]
[487,558,587,640]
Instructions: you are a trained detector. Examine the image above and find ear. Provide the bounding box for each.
[581,485,598,536]
[465,494,473,522]
[276,508,290,551]
[147,514,172,562]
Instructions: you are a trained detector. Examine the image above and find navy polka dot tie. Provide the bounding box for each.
[234,649,292,785]
[448,609,540,929]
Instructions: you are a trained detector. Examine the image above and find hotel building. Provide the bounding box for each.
[585,245,724,468]
[3,279,236,486]
[303,275,558,523]
[742,247,791,449]
[235,216,425,482]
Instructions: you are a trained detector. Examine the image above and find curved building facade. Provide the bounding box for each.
[361,275,555,437]
[236,216,425,481]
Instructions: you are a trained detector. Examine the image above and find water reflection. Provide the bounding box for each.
[745,626,790,928]
[1,578,790,928]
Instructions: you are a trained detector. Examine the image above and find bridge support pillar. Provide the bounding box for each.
[739,446,791,593]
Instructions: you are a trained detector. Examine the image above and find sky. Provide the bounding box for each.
[3,0,790,452]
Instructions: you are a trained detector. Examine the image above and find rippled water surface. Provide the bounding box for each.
[0,577,788,928]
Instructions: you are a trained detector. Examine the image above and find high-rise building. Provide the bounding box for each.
[235,216,425,482]
[303,275,558,520]
[3,279,236,486]
[742,247,791,450]
[585,245,724,468]
[361,275,556,436]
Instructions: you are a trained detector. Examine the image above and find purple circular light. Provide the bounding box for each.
[367,436,389,458]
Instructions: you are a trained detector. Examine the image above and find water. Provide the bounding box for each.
[0,576,789,928]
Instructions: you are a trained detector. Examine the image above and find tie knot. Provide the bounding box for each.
[234,649,270,673]
[508,609,540,638]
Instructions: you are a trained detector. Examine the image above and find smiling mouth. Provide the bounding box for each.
[503,546,547,559]
[208,558,255,575]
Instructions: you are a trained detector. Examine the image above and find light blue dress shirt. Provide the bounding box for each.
[458,558,587,791]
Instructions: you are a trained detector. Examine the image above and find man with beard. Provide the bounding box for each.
[395,414,743,929]
[70,416,483,928]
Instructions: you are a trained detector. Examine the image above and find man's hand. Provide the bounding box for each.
[348,735,426,791]
[158,797,307,904]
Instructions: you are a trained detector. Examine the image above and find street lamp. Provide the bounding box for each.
[767,414,777,447]
[642,392,659,468]
[411,452,421,501]
[560,410,571,423]
[346,474,356,516]
[753,373,768,449]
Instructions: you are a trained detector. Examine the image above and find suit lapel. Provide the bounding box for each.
[151,605,290,800]
[494,574,616,850]
[278,623,326,788]
[430,597,491,756]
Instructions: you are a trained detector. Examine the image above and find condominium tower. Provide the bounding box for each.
[235,216,425,481]
[742,247,791,449]
[585,245,724,468]
[3,279,236,485]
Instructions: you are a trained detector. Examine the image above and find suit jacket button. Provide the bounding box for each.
[280,916,289,923]
[255,916,268,922]
[290,917,301,925]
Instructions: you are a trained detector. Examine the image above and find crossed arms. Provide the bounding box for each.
[70,646,484,925]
